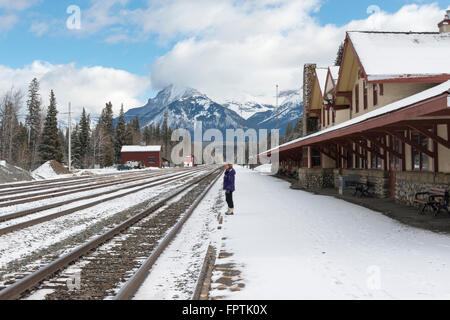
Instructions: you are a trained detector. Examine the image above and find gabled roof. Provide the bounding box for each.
[121,145,162,153]
[324,66,340,94]
[329,66,340,83]
[347,31,450,82]
[315,67,329,96]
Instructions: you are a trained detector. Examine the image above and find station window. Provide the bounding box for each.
[148,157,156,164]
[311,148,321,168]
[370,138,383,170]
[373,84,378,106]
[355,84,359,113]
[411,133,429,171]
[363,82,368,110]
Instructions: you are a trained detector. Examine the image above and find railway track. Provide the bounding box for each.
[0,169,178,198]
[0,166,222,300]
[0,168,206,235]
[0,168,189,207]
[0,169,144,192]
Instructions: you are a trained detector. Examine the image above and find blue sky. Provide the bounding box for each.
[0,0,448,115]
[1,0,447,76]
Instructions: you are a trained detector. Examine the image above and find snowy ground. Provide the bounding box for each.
[209,166,450,300]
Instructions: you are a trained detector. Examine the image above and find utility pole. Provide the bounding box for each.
[276,85,279,130]
[68,103,72,172]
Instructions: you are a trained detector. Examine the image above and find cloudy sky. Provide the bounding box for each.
[0,0,448,116]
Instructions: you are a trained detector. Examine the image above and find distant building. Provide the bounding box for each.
[121,145,162,168]
[184,155,194,167]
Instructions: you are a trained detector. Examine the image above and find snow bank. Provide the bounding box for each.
[33,161,71,179]
[0,160,34,183]
[254,164,273,174]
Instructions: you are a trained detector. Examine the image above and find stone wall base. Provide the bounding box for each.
[333,169,390,198]
[297,168,334,189]
[395,171,450,206]
[295,167,450,204]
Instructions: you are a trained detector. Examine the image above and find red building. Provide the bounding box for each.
[121,145,163,168]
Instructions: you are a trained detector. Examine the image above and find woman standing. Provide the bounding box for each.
[223,163,236,215]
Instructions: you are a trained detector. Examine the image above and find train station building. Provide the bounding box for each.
[267,17,450,206]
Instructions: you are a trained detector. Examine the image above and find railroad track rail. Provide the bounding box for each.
[114,169,223,300]
[0,168,188,207]
[0,169,142,192]
[0,166,222,300]
[0,174,95,191]
[0,169,179,197]
[0,168,205,235]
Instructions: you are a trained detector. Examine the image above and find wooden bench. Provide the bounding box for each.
[343,175,373,198]
[414,188,449,216]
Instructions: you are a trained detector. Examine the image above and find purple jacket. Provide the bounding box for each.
[223,168,236,192]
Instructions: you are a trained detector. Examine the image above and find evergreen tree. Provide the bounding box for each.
[100,102,114,135]
[161,111,170,158]
[132,116,142,145]
[285,122,294,140]
[335,42,345,67]
[39,90,62,163]
[148,124,155,144]
[96,102,115,167]
[124,123,133,145]
[143,126,151,145]
[58,128,67,165]
[25,78,42,168]
[114,104,126,163]
[154,125,161,143]
[71,124,82,168]
[79,108,91,167]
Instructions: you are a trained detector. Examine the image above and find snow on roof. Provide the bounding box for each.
[348,31,450,81]
[121,145,162,153]
[263,80,450,154]
[315,67,329,96]
[329,66,340,82]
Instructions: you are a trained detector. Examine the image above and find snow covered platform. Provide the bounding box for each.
[210,166,450,300]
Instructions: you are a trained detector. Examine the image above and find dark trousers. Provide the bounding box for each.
[225,191,234,209]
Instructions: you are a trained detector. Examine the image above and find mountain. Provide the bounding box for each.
[222,97,274,120]
[122,85,303,135]
[246,90,303,132]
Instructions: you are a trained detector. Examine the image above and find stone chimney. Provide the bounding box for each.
[302,63,316,137]
[438,10,450,33]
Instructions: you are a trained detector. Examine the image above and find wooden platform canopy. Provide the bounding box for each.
[262,80,450,172]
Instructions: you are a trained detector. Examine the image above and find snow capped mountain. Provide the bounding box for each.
[122,85,303,135]
[246,89,303,132]
[222,100,274,120]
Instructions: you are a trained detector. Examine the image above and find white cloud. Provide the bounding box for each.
[0,0,35,11]
[74,0,130,35]
[0,61,151,117]
[346,3,445,32]
[147,2,447,103]
[0,14,19,32]
[29,21,49,36]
